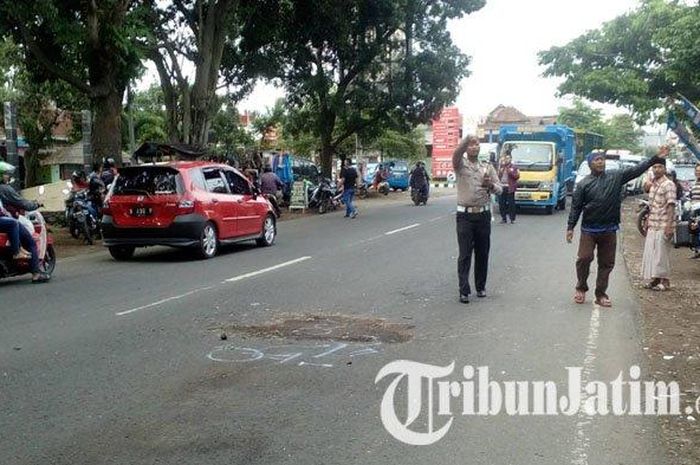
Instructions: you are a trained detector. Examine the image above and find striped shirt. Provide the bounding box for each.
[647,177,677,231]
[691,180,700,201]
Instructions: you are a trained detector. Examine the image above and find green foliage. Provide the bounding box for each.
[0,0,149,160]
[539,0,700,124]
[210,102,255,155]
[367,128,426,161]
[557,99,643,153]
[0,36,88,186]
[252,0,484,175]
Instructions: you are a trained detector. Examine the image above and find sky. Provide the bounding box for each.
[142,0,643,123]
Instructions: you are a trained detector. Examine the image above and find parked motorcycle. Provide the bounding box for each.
[637,198,650,236]
[308,178,340,214]
[63,182,101,244]
[0,187,56,281]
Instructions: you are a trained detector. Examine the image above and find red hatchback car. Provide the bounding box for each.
[101,162,276,260]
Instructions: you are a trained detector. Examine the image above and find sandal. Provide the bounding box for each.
[642,279,660,290]
[651,283,669,291]
[31,273,50,284]
[595,296,612,307]
[574,290,585,304]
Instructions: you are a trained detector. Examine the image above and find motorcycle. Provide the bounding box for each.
[678,197,700,250]
[308,178,340,214]
[0,187,56,281]
[63,182,101,244]
[411,185,429,206]
[637,198,650,236]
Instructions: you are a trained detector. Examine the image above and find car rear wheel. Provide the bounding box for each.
[197,222,218,259]
[256,215,276,247]
[109,245,135,261]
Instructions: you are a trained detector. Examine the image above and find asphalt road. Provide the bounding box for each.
[1,193,667,465]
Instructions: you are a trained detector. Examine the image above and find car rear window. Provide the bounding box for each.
[112,166,184,196]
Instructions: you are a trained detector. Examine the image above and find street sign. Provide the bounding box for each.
[289,180,308,212]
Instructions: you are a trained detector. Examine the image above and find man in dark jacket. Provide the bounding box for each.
[566,149,667,307]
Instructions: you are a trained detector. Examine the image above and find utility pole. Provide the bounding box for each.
[3,102,19,189]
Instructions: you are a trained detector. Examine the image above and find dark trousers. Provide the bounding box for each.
[456,211,491,296]
[576,231,616,298]
[0,216,39,272]
[499,192,516,222]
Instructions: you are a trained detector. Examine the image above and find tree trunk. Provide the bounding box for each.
[91,89,125,164]
[320,135,334,178]
[23,149,40,188]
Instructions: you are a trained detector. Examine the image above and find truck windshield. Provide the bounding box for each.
[503,143,553,171]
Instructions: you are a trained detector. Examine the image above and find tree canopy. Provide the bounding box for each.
[252,0,484,176]
[0,0,147,162]
[539,0,700,124]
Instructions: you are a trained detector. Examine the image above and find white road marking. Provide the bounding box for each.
[428,216,444,223]
[116,286,214,316]
[571,305,601,465]
[384,223,420,236]
[223,256,312,283]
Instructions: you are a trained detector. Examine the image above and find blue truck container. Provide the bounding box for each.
[498,124,579,214]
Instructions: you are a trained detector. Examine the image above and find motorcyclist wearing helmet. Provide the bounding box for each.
[409,161,430,197]
[70,170,100,219]
[0,162,49,282]
[0,161,39,214]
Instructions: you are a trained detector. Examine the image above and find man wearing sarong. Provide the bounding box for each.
[641,158,677,291]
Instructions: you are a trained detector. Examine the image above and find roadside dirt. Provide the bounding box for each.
[213,314,415,343]
[620,198,700,465]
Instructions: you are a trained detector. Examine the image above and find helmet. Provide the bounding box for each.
[71,170,86,181]
[0,161,16,175]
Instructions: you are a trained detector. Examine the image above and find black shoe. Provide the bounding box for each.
[459,294,470,304]
[476,290,487,298]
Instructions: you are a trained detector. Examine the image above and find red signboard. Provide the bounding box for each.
[431,107,462,178]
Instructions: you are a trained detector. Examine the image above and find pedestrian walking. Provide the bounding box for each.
[641,159,677,291]
[452,135,503,303]
[566,148,667,307]
[497,149,520,224]
[340,159,358,218]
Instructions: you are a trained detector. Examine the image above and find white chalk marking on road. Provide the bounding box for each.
[116,286,214,316]
[298,361,334,368]
[223,256,312,283]
[384,223,420,236]
[571,305,601,465]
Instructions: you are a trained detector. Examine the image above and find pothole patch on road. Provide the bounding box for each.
[212,314,414,343]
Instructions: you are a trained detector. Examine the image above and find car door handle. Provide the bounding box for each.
[211,198,219,204]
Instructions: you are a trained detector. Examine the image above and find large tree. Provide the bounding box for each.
[0,37,87,187]
[539,0,700,124]
[145,0,273,147]
[0,0,146,163]
[253,0,484,176]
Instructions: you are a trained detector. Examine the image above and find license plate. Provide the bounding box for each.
[515,193,530,200]
[130,207,153,217]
